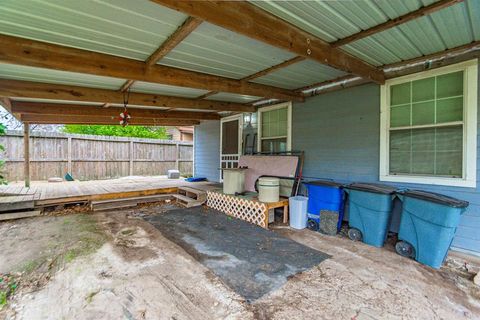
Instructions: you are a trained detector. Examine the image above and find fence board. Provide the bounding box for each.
[0,131,193,181]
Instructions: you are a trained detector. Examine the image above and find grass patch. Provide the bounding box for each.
[22,260,39,274]
[0,276,18,311]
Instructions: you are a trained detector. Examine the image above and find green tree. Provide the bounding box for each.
[62,125,169,139]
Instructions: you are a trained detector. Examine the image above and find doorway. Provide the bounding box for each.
[220,114,243,180]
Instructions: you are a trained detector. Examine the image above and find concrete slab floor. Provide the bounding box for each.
[0,203,479,320]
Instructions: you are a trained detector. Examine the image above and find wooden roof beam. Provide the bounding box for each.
[0,34,302,102]
[196,91,219,100]
[145,16,202,67]
[332,0,464,48]
[10,101,220,120]
[123,17,202,96]
[241,56,306,82]
[152,0,384,84]
[0,79,254,113]
[20,114,200,126]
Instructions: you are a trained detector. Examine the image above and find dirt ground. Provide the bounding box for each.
[0,203,479,320]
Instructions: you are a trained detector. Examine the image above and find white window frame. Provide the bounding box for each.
[257,101,292,153]
[380,59,478,188]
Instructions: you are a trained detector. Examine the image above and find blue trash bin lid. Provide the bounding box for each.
[305,180,343,188]
[402,190,469,208]
[346,183,396,195]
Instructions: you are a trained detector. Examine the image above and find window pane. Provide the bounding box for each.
[278,107,288,121]
[278,120,288,136]
[437,71,463,98]
[412,101,435,126]
[412,128,435,152]
[390,130,411,174]
[262,110,271,125]
[262,138,287,153]
[411,128,435,175]
[261,107,288,138]
[412,77,435,102]
[435,126,462,176]
[389,126,463,177]
[437,97,463,123]
[390,105,410,127]
[391,83,411,106]
[262,122,270,137]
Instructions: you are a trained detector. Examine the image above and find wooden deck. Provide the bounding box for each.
[0,176,218,211]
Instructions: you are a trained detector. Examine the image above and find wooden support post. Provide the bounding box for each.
[175,143,180,171]
[67,136,72,174]
[23,123,30,188]
[129,140,134,176]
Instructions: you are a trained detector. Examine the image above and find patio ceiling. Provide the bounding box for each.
[0,0,477,125]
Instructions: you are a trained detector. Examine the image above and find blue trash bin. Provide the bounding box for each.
[396,190,468,269]
[305,180,344,232]
[345,183,397,247]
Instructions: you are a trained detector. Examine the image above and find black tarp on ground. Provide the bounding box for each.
[144,207,330,301]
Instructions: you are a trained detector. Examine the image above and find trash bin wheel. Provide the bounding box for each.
[395,241,415,258]
[307,219,319,231]
[348,228,362,241]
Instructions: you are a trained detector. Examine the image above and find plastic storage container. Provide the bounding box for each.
[289,196,308,229]
[258,177,280,202]
[396,190,468,269]
[222,168,247,194]
[305,180,344,232]
[345,183,397,247]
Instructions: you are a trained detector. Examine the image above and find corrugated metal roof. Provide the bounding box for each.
[0,0,187,61]
[158,22,296,79]
[206,92,261,104]
[0,63,124,90]
[252,59,347,90]
[250,0,478,66]
[130,81,209,98]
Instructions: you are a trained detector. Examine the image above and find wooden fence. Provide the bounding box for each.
[0,131,193,182]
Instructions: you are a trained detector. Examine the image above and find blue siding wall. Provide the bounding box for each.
[194,120,220,182]
[293,80,480,255]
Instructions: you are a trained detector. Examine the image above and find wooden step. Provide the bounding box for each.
[91,194,173,211]
[173,194,205,208]
[0,210,41,221]
[0,196,35,213]
[177,187,206,202]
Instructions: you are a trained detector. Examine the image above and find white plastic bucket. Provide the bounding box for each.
[289,196,308,229]
[223,169,246,194]
[258,177,280,202]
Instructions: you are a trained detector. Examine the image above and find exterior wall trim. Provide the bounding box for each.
[257,101,292,152]
[379,59,478,188]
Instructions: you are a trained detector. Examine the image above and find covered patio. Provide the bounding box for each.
[0,0,480,319]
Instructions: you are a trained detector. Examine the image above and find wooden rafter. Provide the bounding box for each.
[0,34,302,102]
[241,56,306,81]
[10,101,220,120]
[0,97,12,112]
[122,17,202,97]
[196,91,219,100]
[20,114,200,126]
[151,0,385,84]
[332,0,464,48]
[0,79,255,113]
[119,80,135,92]
[197,56,305,100]
[145,16,202,67]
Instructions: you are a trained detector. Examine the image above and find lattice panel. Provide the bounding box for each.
[207,191,268,228]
